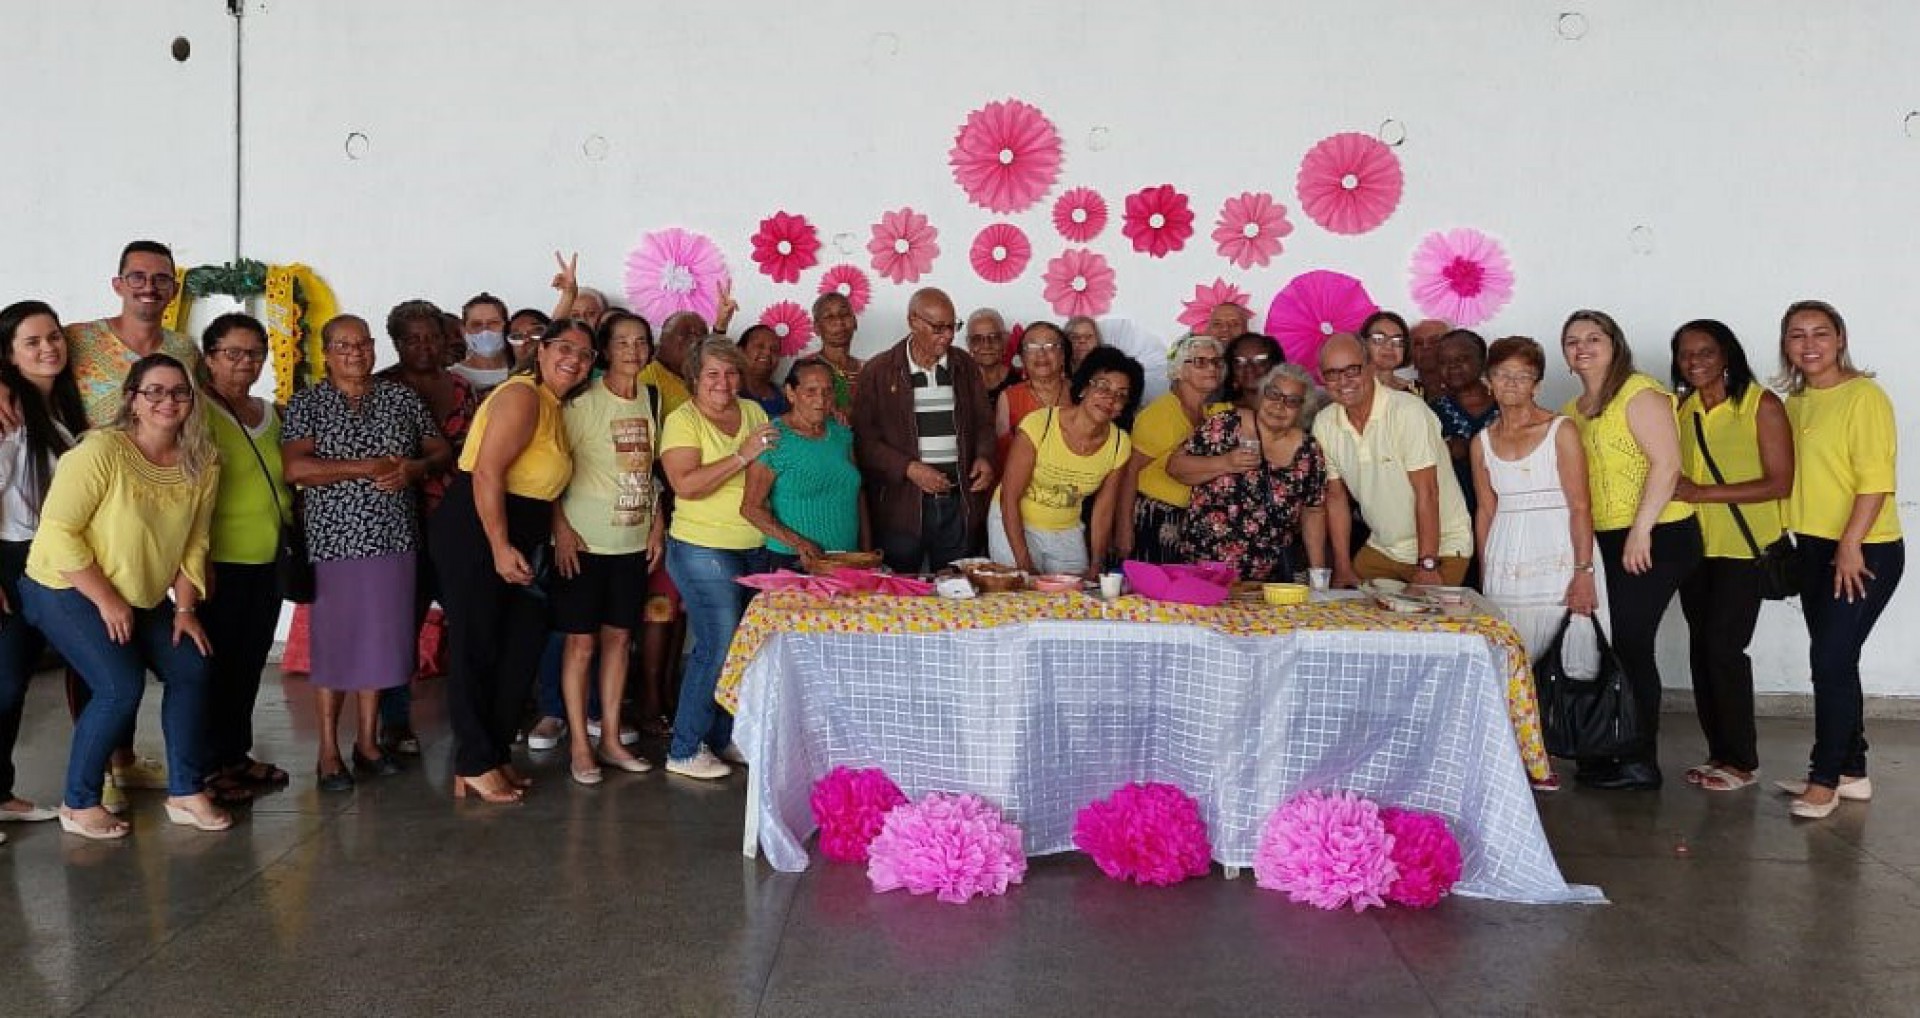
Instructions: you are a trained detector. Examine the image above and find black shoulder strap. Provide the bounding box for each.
[1689,410,1761,557]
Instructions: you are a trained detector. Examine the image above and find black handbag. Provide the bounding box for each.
[1535,613,1641,759]
[214,392,314,604]
[1690,412,1800,599]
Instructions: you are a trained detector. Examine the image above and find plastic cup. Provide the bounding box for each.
[1308,568,1332,592]
[1099,573,1124,599]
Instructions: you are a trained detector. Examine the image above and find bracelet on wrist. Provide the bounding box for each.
[1573,562,1594,573]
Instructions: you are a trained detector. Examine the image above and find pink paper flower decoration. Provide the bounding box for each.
[1212,191,1293,269]
[1263,269,1380,378]
[970,223,1032,284]
[1121,184,1195,258]
[1041,248,1117,318]
[1379,808,1463,909]
[748,211,821,285]
[867,207,940,285]
[758,300,815,357]
[624,227,731,328]
[1295,132,1405,236]
[1408,227,1516,328]
[1253,789,1399,913]
[867,791,1028,904]
[816,264,872,314]
[1072,782,1213,886]
[1178,278,1254,333]
[948,98,1064,214]
[809,766,909,864]
[1052,187,1109,243]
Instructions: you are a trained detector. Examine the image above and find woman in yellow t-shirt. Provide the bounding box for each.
[1115,334,1225,563]
[1561,310,1702,791]
[990,345,1138,577]
[1773,300,1902,819]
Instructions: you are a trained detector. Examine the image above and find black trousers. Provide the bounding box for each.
[1677,556,1762,773]
[199,561,282,773]
[879,491,976,574]
[430,475,552,778]
[1594,518,1703,765]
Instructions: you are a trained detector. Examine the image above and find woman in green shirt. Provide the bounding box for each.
[741,358,868,571]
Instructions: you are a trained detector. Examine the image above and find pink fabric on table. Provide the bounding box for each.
[1121,560,1235,606]
[736,568,934,599]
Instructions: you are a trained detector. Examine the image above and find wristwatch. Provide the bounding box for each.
[1416,555,1440,572]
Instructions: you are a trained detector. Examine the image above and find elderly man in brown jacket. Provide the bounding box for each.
[852,288,997,573]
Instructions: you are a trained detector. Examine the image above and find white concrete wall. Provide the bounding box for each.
[4,1,1917,694]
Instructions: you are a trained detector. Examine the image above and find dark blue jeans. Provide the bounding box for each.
[1797,536,1904,788]
[664,538,766,760]
[20,579,209,807]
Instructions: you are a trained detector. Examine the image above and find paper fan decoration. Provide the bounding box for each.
[970,223,1032,284]
[1408,227,1515,328]
[817,264,872,314]
[1121,184,1195,258]
[1178,278,1254,332]
[1041,248,1117,318]
[948,98,1064,214]
[1212,192,1293,269]
[1295,132,1405,236]
[624,227,730,327]
[758,300,814,356]
[1052,187,1109,243]
[1263,269,1380,377]
[748,211,821,284]
[867,207,940,285]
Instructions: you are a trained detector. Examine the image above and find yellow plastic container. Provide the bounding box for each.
[1262,582,1309,606]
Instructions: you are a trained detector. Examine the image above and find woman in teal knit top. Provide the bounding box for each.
[742,358,868,570]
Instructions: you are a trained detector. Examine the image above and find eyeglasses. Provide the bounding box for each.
[966,332,1005,345]
[1024,341,1063,354]
[911,313,959,335]
[212,347,267,364]
[1366,333,1406,348]
[119,271,178,292]
[1186,356,1224,370]
[133,385,195,404]
[1233,354,1273,368]
[1488,369,1539,386]
[1322,363,1367,383]
[1262,391,1307,408]
[1086,377,1132,402]
[508,331,541,344]
[327,340,375,354]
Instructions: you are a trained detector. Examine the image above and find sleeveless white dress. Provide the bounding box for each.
[1479,418,1609,668]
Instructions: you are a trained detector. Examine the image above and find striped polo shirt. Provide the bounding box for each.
[909,353,960,477]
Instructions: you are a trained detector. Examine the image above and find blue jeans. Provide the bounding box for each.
[664,538,766,760]
[20,579,210,807]
[1798,536,1904,788]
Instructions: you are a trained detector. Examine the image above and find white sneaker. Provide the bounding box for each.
[665,747,732,781]
[718,744,748,766]
[586,720,641,746]
[526,717,567,751]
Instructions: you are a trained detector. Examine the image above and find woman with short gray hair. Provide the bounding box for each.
[1114,334,1226,563]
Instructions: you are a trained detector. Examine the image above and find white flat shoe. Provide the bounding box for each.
[1774,777,1872,801]
[1790,794,1843,820]
[0,804,59,823]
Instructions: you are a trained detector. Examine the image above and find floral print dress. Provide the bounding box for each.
[1177,409,1326,582]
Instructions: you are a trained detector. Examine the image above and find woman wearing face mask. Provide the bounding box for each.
[450,293,513,394]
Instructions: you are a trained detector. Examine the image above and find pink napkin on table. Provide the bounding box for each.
[736,568,934,599]
[1121,560,1236,606]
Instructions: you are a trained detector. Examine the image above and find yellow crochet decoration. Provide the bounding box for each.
[162,263,337,402]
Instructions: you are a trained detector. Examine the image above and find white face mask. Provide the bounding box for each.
[465,329,506,357]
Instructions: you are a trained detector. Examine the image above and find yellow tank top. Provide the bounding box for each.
[458,375,572,500]
[1562,373,1692,532]
[1677,386,1784,559]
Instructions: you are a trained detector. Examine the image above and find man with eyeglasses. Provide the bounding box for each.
[60,241,205,429]
[1312,333,1473,589]
[853,287,997,573]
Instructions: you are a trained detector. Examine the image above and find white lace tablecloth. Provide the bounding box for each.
[734,619,1602,905]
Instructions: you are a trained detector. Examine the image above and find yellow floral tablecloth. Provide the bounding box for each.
[716,591,1550,781]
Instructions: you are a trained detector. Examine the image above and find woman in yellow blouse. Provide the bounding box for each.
[1561,310,1702,791]
[1772,300,1902,819]
[1114,334,1225,563]
[21,354,226,838]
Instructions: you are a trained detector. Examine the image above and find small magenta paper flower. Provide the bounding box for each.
[1296,132,1404,236]
[867,207,940,285]
[970,223,1032,284]
[816,264,872,314]
[748,211,821,285]
[1177,278,1253,332]
[948,98,1064,214]
[758,300,814,357]
[1052,186,1109,243]
[1253,789,1399,913]
[867,791,1027,904]
[624,227,730,328]
[1407,227,1515,328]
[1378,807,1463,909]
[1041,247,1117,318]
[1121,184,1195,258]
[1212,191,1292,269]
[809,765,908,864]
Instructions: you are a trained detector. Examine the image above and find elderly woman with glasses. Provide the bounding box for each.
[1114,334,1227,563]
[994,322,1072,467]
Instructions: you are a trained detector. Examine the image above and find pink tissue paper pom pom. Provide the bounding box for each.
[1379,808,1463,909]
[809,765,908,864]
[1253,789,1399,913]
[866,791,1028,904]
[1072,781,1213,886]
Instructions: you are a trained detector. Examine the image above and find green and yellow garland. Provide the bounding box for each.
[161,259,338,402]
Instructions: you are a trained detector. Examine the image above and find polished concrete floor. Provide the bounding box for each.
[3,671,1918,1018]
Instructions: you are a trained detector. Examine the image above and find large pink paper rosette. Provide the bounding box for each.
[624,227,730,328]
[1263,269,1380,377]
[867,207,940,285]
[866,791,1027,904]
[1407,227,1515,328]
[1378,807,1462,909]
[748,211,821,285]
[1295,132,1404,236]
[1253,789,1399,913]
[1072,782,1213,886]
[1052,186,1109,243]
[816,264,872,314]
[1121,184,1195,258]
[1212,191,1293,269]
[809,766,909,864]
[948,97,1063,214]
[970,223,1032,284]
[758,300,814,356]
[1041,247,1117,318]
[1177,278,1253,333]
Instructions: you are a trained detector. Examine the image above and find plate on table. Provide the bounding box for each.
[1373,591,1438,615]
[1030,573,1084,594]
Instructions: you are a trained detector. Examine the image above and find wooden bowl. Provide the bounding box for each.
[803,550,884,576]
[962,562,1028,593]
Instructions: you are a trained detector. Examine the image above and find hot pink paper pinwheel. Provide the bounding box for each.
[758,300,814,356]
[1408,227,1515,328]
[1121,184,1195,258]
[816,264,872,314]
[624,227,730,328]
[1041,248,1117,318]
[1178,278,1253,333]
[1052,187,1109,243]
[1295,132,1405,235]
[748,211,821,284]
[1263,270,1380,377]
[970,223,1032,284]
[948,98,1063,214]
[1212,191,1292,269]
[867,207,940,285]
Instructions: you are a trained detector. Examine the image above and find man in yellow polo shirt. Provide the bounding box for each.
[1313,333,1472,588]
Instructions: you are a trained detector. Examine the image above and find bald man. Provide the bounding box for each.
[1408,318,1451,397]
[1207,302,1252,344]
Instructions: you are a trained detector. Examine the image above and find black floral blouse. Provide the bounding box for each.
[1177,409,1326,582]
[282,378,442,562]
